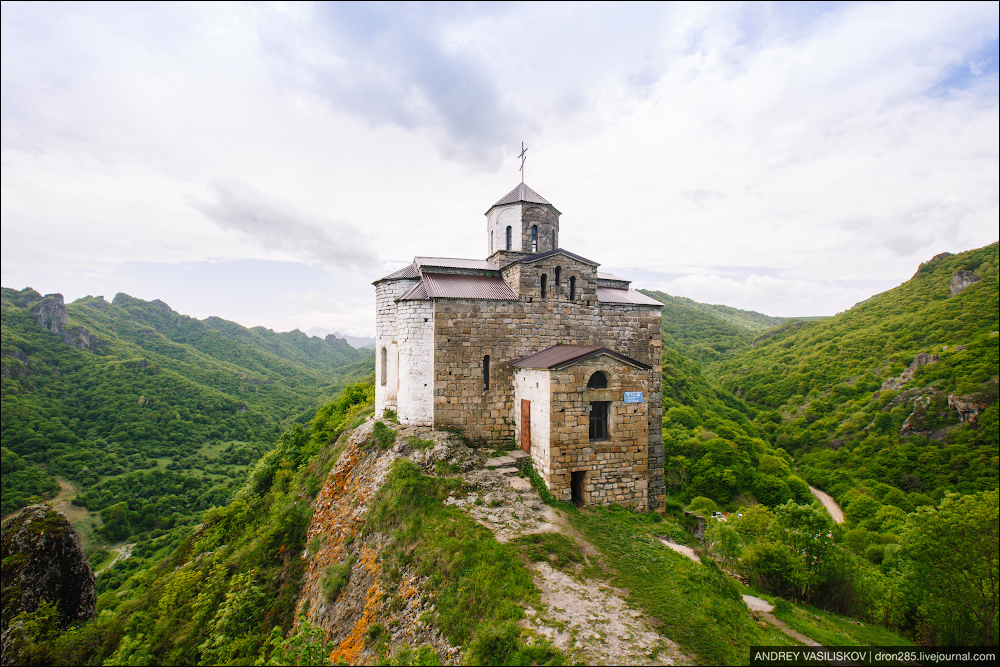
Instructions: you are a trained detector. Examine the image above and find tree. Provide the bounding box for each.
[902,490,999,646]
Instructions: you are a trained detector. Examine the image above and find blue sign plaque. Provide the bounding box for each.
[624,391,643,404]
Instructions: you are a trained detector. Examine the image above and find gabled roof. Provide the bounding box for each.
[596,287,663,306]
[487,183,560,214]
[397,273,518,301]
[415,257,499,271]
[597,272,627,281]
[517,248,599,267]
[513,344,651,370]
[378,263,420,281]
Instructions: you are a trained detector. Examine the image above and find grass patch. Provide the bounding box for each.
[365,459,560,664]
[370,421,397,449]
[382,409,398,423]
[772,602,915,647]
[322,556,356,602]
[510,533,584,573]
[406,435,435,450]
[434,460,461,476]
[570,505,772,665]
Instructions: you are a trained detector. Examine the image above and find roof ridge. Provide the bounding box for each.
[487,182,555,210]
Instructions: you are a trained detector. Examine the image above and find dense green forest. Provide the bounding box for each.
[653,243,999,646]
[1,287,373,526]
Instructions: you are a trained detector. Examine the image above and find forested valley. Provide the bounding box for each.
[1,242,996,665]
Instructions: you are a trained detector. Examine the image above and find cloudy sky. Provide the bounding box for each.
[2,2,997,336]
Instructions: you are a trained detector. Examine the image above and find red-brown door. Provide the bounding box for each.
[520,399,531,453]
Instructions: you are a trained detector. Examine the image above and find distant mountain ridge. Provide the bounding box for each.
[1,286,375,517]
[302,326,375,349]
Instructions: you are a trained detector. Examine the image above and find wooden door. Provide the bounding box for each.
[520,399,531,453]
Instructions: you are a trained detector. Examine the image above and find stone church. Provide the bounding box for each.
[374,182,664,511]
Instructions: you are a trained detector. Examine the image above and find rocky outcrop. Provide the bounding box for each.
[948,394,987,424]
[26,293,106,351]
[1,505,96,661]
[0,348,32,380]
[899,395,933,436]
[950,270,980,297]
[880,352,939,392]
[32,293,68,335]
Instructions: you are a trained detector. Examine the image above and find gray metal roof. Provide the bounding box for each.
[518,248,600,267]
[597,272,627,281]
[513,344,651,370]
[414,257,499,271]
[487,183,560,213]
[596,287,663,306]
[398,273,518,301]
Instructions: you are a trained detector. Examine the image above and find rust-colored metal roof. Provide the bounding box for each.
[397,280,428,300]
[513,344,650,370]
[377,262,420,281]
[398,273,518,301]
[486,182,561,214]
[596,287,663,306]
[518,248,599,266]
[414,257,499,270]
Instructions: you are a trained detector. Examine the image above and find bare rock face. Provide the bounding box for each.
[1,505,96,635]
[31,293,68,335]
[950,270,980,297]
[880,352,939,392]
[948,394,987,424]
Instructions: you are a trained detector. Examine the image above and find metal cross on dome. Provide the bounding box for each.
[518,142,527,183]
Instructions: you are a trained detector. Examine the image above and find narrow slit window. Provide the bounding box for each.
[555,266,561,286]
[380,347,387,385]
[540,273,547,298]
[531,225,538,253]
[483,355,490,391]
[506,225,512,251]
[569,276,576,300]
[552,229,556,249]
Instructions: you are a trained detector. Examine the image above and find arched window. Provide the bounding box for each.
[489,230,493,253]
[555,266,562,286]
[552,229,556,249]
[587,371,608,389]
[531,225,538,252]
[569,276,576,300]
[380,347,387,385]
[540,273,547,298]
[483,355,490,391]
[506,225,512,251]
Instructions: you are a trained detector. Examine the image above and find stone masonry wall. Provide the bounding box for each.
[430,291,664,509]
[513,368,552,475]
[396,299,435,426]
[547,360,649,509]
[374,279,418,415]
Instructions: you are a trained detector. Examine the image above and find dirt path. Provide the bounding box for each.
[809,486,844,524]
[658,538,699,563]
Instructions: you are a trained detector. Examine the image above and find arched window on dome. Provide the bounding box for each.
[506,225,512,251]
[531,225,538,253]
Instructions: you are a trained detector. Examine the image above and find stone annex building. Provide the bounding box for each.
[374,183,665,511]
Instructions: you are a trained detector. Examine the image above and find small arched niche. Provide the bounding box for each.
[587,371,608,389]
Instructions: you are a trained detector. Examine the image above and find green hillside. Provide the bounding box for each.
[640,290,785,363]
[1,287,374,523]
[711,243,999,501]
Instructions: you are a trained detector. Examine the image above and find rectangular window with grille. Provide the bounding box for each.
[589,401,609,441]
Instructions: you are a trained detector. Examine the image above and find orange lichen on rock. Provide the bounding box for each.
[330,547,384,664]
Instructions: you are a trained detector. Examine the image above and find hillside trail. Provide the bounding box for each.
[809,486,845,523]
[444,447,689,666]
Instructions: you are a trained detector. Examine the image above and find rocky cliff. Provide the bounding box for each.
[1,505,96,663]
